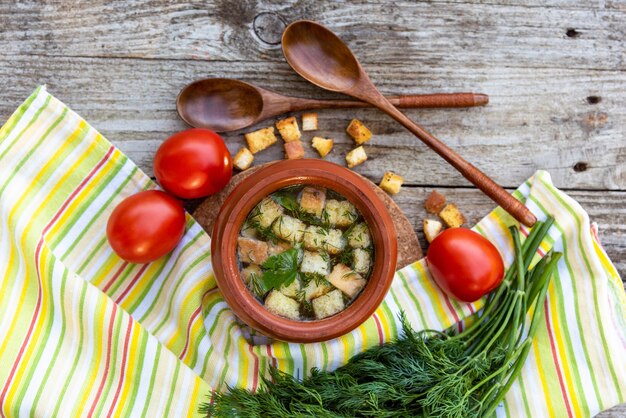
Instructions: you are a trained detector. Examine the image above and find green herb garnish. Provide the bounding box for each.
[260,246,300,291]
[272,191,299,213]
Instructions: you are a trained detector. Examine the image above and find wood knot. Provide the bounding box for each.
[573,162,588,172]
[253,12,286,45]
[566,28,580,38]
[586,96,601,104]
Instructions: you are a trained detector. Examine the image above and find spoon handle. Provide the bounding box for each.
[389,93,488,108]
[370,94,536,227]
[287,93,488,112]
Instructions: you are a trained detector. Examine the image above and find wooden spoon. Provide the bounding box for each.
[281,20,536,227]
[176,78,488,132]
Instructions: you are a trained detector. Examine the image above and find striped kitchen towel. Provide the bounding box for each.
[0,86,624,417]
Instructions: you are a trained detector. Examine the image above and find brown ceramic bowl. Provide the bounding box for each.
[211,159,397,342]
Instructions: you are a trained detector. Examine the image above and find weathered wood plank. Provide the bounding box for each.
[0,1,624,71]
[599,403,626,417]
[0,55,623,190]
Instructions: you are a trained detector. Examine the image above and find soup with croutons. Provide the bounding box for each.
[237,185,374,321]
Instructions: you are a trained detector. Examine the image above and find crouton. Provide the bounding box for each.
[312,289,345,320]
[303,226,346,255]
[276,116,301,142]
[346,119,372,145]
[423,219,443,243]
[379,171,404,195]
[268,240,292,256]
[233,147,254,171]
[302,113,318,131]
[272,215,306,243]
[346,146,367,168]
[300,251,330,276]
[284,140,305,160]
[299,186,326,218]
[240,264,262,285]
[424,190,446,214]
[346,223,372,249]
[302,279,333,301]
[237,237,269,264]
[265,290,300,320]
[439,203,466,228]
[245,127,277,154]
[240,221,259,239]
[324,199,358,228]
[353,248,371,275]
[312,136,334,158]
[327,264,367,298]
[280,279,301,299]
[252,197,284,229]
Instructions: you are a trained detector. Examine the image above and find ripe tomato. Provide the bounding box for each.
[153,128,232,199]
[106,190,186,263]
[426,228,504,302]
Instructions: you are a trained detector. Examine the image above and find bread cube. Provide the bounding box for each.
[352,248,371,275]
[240,221,259,239]
[253,197,284,229]
[265,290,300,320]
[423,219,443,243]
[327,264,367,298]
[245,127,277,154]
[233,147,254,171]
[280,279,301,299]
[312,136,333,157]
[346,223,372,249]
[284,140,305,160]
[237,237,269,264]
[303,226,346,255]
[302,279,333,301]
[324,199,358,228]
[299,186,326,218]
[268,240,292,256]
[272,215,306,243]
[312,289,345,320]
[276,116,301,142]
[346,119,372,145]
[302,113,318,131]
[379,171,404,195]
[300,251,330,276]
[439,203,466,228]
[346,146,367,168]
[424,190,446,214]
[240,264,262,285]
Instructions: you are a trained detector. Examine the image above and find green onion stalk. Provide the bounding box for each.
[201,219,561,418]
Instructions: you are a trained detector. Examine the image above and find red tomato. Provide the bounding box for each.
[106,190,186,263]
[426,228,504,302]
[153,128,232,199]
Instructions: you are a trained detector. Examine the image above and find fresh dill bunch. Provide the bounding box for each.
[201,219,561,418]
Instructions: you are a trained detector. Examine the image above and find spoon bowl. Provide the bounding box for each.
[177,78,264,132]
[281,21,361,92]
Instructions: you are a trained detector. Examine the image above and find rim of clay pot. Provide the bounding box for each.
[211,159,397,343]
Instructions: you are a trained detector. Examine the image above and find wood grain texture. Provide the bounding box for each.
[0,0,623,414]
[0,56,624,190]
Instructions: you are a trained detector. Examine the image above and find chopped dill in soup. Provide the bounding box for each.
[237,185,374,321]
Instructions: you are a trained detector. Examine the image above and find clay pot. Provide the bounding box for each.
[211,159,397,342]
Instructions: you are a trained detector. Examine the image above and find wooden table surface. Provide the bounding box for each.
[1,1,624,416]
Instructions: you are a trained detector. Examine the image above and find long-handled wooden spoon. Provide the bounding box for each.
[176,78,488,132]
[282,20,536,227]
